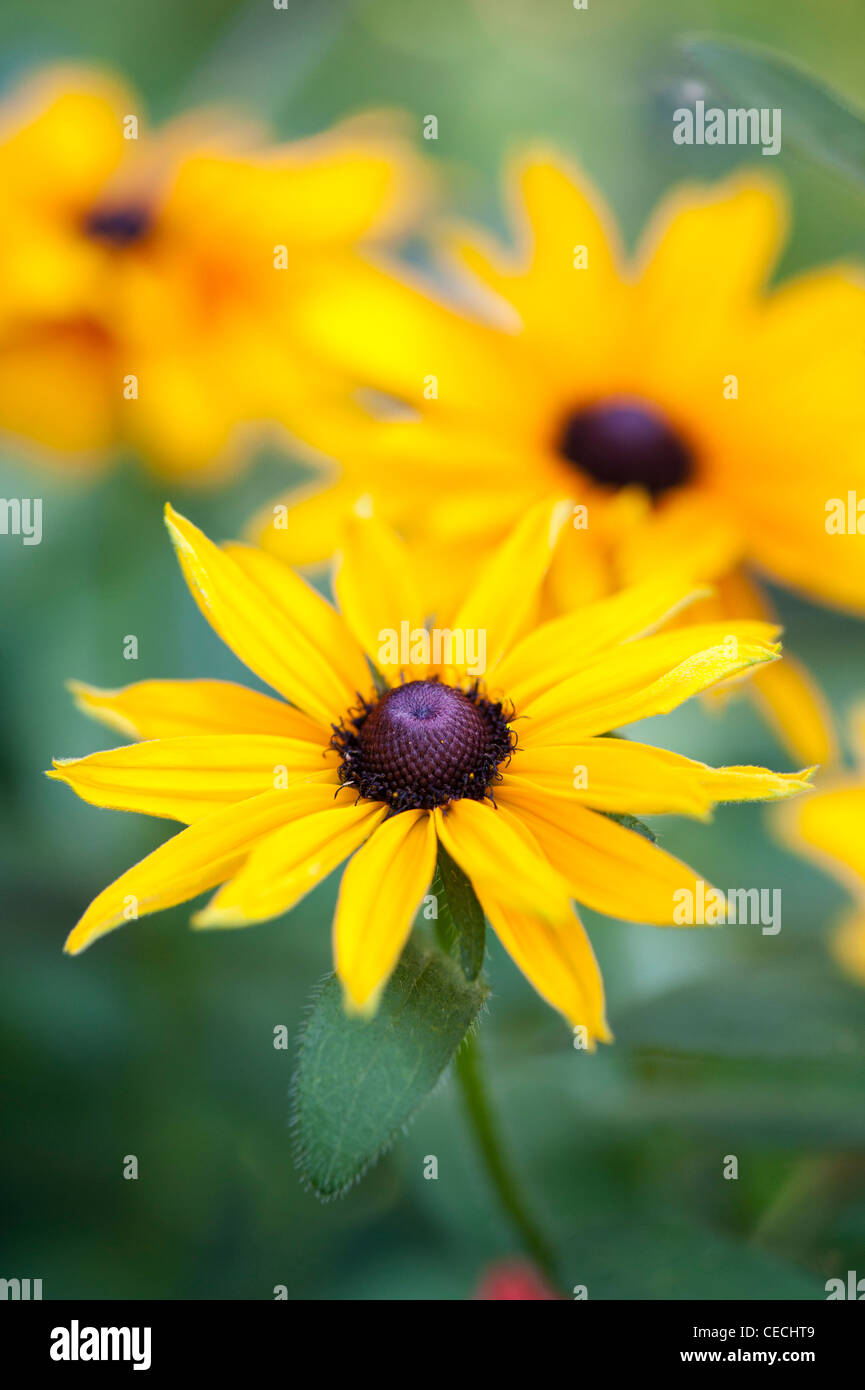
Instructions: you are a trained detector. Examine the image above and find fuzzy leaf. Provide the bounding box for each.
[683,35,865,187]
[432,845,487,980]
[600,811,657,843]
[293,941,488,1199]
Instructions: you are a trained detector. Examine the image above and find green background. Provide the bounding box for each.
[2,0,865,1300]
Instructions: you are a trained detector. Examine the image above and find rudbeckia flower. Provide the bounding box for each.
[257,156,865,763]
[0,65,420,477]
[49,501,811,1042]
[777,707,865,983]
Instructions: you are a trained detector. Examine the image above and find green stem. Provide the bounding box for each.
[454,1030,560,1288]
[752,1155,865,1259]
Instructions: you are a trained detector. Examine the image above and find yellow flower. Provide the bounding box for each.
[0,65,420,478]
[776,707,865,984]
[49,500,811,1042]
[256,156,865,764]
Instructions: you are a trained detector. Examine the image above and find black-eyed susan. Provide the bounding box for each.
[0,65,420,478]
[777,707,865,984]
[257,156,865,764]
[49,501,811,1042]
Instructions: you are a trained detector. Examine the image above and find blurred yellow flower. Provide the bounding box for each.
[49,500,810,1040]
[0,65,421,479]
[257,157,865,764]
[777,707,865,983]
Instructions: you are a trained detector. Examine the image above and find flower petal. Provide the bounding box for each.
[335,809,437,1013]
[493,575,709,707]
[63,786,339,954]
[713,567,838,767]
[520,626,780,744]
[334,503,427,679]
[251,474,359,569]
[481,890,611,1043]
[470,799,610,1040]
[164,505,367,726]
[193,794,387,928]
[48,735,337,823]
[445,498,571,680]
[453,155,625,343]
[833,907,865,986]
[169,121,423,249]
[778,782,865,892]
[496,785,716,926]
[222,538,370,698]
[508,740,811,817]
[634,177,785,349]
[0,68,128,209]
[66,678,326,742]
[293,256,534,420]
[433,798,571,924]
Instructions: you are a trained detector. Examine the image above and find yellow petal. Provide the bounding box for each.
[193,794,387,928]
[433,798,571,925]
[334,504,427,679]
[447,156,627,390]
[293,255,533,420]
[851,705,865,764]
[497,786,719,926]
[832,907,865,986]
[168,120,422,248]
[0,321,115,458]
[493,575,709,707]
[778,781,865,892]
[66,678,326,742]
[164,505,366,727]
[250,475,357,569]
[711,269,865,616]
[446,498,571,680]
[222,537,370,703]
[467,154,624,312]
[335,809,437,1013]
[0,67,128,208]
[48,735,336,823]
[610,489,744,591]
[634,177,785,346]
[750,643,841,772]
[695,763,814,803]
[63,786,333,954]
[521,628,780,744]
[480,890,611,1043]
[508,741,811,817]
[713,567,838,768]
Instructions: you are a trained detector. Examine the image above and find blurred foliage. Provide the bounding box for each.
[2,0,865,1299]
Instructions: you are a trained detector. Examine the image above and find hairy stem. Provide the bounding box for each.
[454,1029,560,1288]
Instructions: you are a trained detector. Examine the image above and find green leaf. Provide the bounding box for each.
[293,941,488,1199]
[432,845,487,980]
[565,1214,825,1300]
[683,35,865,188]
[608,960,865,1146]
[600,811,657,843]
[616,960,865,1061]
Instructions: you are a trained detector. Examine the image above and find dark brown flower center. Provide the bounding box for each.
[557,396,693,496]
[83,204,153,247]
[332,679,515,812]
